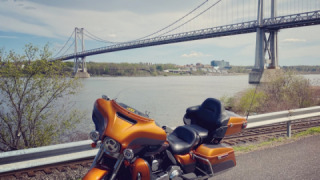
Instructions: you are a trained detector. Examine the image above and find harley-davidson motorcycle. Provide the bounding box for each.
[83,95,247,180]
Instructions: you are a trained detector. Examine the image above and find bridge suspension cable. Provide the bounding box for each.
[158,0,222,37]
[84,29,118,44]
[133,0,210,40]
[53,30,75,58]
[59,40,75,58]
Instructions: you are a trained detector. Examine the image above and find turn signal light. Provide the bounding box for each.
[91,142,97,148]
[242,122,247,129]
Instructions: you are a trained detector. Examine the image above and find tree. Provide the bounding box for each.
[0,44,83,152]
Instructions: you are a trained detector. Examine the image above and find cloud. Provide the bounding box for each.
[181,51,211,58]
[0,0,188,41]
[24,6,36,10]
[108,34,117,38]
[282,38,306,43]
[0,35,18,39]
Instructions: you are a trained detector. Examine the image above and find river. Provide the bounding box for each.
[75,74,320,132]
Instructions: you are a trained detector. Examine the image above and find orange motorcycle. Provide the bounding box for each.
[83,95,247,180]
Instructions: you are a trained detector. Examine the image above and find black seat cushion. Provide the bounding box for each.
[184,124,208,141]
[185,98,229,131]
[167,126,199,155]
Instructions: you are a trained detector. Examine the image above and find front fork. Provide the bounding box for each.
[109,155,125,180]
[85,145,149,180]
[91,146,104,169]
[87,145,125,180]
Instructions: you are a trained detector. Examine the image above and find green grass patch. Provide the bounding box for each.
[294,126,320,138]
[233,126,320,153]
[233,137,286,153]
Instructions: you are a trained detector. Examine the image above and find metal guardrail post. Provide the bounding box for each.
[287,121,292,138]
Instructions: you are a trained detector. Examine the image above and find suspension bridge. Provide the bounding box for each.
[52,0,320,83]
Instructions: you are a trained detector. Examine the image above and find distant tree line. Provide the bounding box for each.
[228,66,253,74]
[64,62,178,76]
[282,66,320,73]
[228,65,320,74]
[62,63,320,76]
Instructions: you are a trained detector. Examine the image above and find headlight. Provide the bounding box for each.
[90,130,100,141]
[102,137,120,154]
[123,148,134,160]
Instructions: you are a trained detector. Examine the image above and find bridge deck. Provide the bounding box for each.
[52,10,320,61]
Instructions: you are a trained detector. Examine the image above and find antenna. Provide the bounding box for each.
[246,72,263,119]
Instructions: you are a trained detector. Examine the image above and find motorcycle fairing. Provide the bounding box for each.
[94,98,167,152]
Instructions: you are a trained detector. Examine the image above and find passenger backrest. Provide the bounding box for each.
[185,98,229,131]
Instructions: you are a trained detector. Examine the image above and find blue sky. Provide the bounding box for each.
[0,0,319,66]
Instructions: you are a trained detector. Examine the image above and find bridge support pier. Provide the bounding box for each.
[73,57,90,78]
[249,0,279,84]
[73,27,90,78]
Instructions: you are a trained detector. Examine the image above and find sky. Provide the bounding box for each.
[0,0,320,66]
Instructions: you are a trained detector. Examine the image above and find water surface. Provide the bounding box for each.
[75,75,251,131]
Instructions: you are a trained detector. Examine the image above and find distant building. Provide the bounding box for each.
[196,63,204,68]
[211,60,231,69]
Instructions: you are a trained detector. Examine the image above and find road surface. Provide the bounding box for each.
[212,135,320,180]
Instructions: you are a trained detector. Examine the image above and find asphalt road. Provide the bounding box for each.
[212,135,320,180]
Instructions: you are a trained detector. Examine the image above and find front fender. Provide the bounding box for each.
[131,158,151,180]
[83,166,109,180]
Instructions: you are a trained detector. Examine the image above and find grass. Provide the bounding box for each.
[294,126,320,137]
[233,126,320,153]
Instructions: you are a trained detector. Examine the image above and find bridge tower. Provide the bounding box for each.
[249,0,279,84]
[73,27,90,78]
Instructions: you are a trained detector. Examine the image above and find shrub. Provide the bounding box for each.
[222,71,319,115]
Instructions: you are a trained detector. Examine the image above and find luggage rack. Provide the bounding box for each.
[192,153,214,177]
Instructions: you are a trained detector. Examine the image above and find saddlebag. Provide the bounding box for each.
[194,143,236,174]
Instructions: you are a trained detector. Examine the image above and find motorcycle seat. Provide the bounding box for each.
[184,98,228,131]
[184,124,208,142]
[167,126,200,155]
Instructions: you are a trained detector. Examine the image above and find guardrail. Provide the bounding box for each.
[1,106,320,174]
[0,140,98,174]
[247,106,320,137]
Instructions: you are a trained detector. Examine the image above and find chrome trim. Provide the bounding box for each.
[170,169,180,179]
[137,172,142,180]
[104,151,120,159]
[102,95,110,100]
[89,130,100,142]
[90,145,103,169]
[109,155,125,180]
[152,160,159,171]
[193,154,214,177]
[103,138,120,153]
[123,148,134,160]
